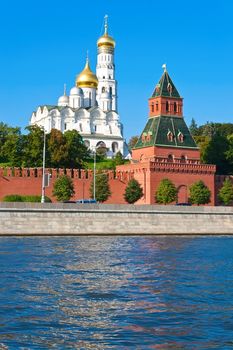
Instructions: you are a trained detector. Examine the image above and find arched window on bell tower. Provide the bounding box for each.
[166,101,169,112]
[151,103,154,113]
[174,102,177,114]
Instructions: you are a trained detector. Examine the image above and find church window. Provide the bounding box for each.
[109,87,112,95]
[103,76,105,79]
[151,103,154,113]
[174,102,177,113]
[156,102,159,111]
[166,101,169,112]
[79,123,83,132]
[64,123,67,130]
[109,75,111,79]
[109,125,112,134]
[94,125,97,132]
[102,87,106,93]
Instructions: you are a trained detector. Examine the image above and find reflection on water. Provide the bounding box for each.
[0,236,233,349]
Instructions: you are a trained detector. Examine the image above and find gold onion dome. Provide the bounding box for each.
[97,33,115,48]
[97,15,115,48]
[76,58,98,88]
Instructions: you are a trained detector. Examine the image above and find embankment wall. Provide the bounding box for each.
[0,203,233,235]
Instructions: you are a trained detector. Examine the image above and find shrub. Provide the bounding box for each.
[3,194,23,202]
[189,180,211,205]
[2,194,52,202]
[124,179,143,204]
[218,178,233,205]
[53,175,75,201]
[90,172,111,202]
[155,179,177,205]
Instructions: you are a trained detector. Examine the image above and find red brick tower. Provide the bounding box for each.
[117,66,216,205]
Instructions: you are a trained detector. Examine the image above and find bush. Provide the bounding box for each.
[124,179,143,204]
[218,178,233,205]
[53,175,75,201]
[90,172,111,202]
[2,194,52,202]
[155,179,177,204]
[189,180,211,205]
[23,195,52,203]
[3,194,23,202]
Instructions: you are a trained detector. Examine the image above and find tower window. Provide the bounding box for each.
[168,154,173,162]
[174,102,177,113]
[166,101,169,112]
[64,123,67,130]
[102,87,105,93]
[79,123,83,132]
[156,102,159,111]
[103,76,105,79]
[151,103,154,113]
[109,87,112,95]
[109,75,111,79]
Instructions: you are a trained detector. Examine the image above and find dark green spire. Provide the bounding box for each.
[151,68,181,98]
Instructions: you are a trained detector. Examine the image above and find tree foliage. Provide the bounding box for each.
[128,135,139,151]
[155,179,177,205]
[114,151,124,165]
[90,173,111,202]
[124,179,143,204]
[52,175,75,201]
[189,180,211,205]
[218,178,233,205]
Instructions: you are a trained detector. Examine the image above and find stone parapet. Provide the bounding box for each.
[0,203,233,235]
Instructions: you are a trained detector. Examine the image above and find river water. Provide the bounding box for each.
[0,236,233,349]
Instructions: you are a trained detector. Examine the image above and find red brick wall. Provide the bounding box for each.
[0,168,127,204]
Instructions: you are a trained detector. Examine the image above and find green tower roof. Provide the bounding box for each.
[151,69,181,98]
[134,115,198,149]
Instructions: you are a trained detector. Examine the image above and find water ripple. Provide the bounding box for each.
[0,236,233,349]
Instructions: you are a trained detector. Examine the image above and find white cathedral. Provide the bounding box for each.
[30,16,129,158]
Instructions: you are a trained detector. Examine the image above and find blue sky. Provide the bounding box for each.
[0,0,232,140]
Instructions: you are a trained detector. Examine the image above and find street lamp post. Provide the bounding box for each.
[41,128,46,203]
[93,147,96,201]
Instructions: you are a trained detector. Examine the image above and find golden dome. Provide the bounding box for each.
[97,33,115,48]
[97,15,115,48]
[76,59,98,88]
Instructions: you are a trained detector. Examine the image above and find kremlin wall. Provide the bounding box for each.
[0,66,230,206]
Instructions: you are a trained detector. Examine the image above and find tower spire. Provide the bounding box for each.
[104,14,108,34]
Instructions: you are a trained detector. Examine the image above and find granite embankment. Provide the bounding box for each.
[0,203,233,235]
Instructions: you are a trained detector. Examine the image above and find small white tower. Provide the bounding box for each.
[76,56,98,108]
[96,15,117,112]
[69,86,84,109]
[58,84,69,107]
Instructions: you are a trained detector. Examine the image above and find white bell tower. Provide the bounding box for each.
[96,15,117,112]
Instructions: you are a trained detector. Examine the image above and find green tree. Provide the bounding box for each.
[189,118,199,136]
[128,135,139,151]
[63,129,89,168]
[1,127,23,166]
[114,151,124,165]
[155,178,177,205]
[124,178,143,204]
[90,173,111,202]
[218,178,233,205]
[52,175,75,201]
[202,132,230,174]
[22,125,44,167]
[47,129,68,168]
[189,180,211,205]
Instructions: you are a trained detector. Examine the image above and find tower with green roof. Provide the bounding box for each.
[132,64,200,163]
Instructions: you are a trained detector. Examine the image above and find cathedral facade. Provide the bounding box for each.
[30,17,128,158]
